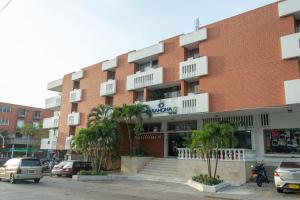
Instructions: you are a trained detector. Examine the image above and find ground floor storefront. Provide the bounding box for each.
[132,105,300,164]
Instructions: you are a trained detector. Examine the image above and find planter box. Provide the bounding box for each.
[187,179,230,192]
[121,156,153,175]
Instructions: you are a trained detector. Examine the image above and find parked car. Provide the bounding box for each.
[51,160,92,177]
[0,158,43,184]
[50,161,68,177]
[274,161,300,193]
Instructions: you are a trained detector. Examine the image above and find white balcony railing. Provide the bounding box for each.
[177,148,256,161]
[68,112,80,126]
[278,0,300,18]
[45,95,61,110]
[143,93,209,116]
[128,43,164,63]
[180,56,208,80]
[100,79,116,96]
[43,116,59,129]
[72,70,84,81]
[280,32,300,59]
[69,89,82,103]
[180,28,207,47]
[127,67,163,90]
[284,79,300,104]
[47,78,63,92]
[102,58,118,71]
[40,138,57,150]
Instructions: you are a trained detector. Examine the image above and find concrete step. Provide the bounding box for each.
[136,174,185,183]
[143,164,178,169]
[139,169,178,176]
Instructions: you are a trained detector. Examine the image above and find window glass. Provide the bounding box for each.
[135,91,144,102]
[21,159,41,167]
[0,119,9,125]
[234,131,252,149]
[63,162,73,168]
[143,123,162,132]
[168,121,197,131]
[18,109,26,117]
[187,48,199,59]
[296,20,300,33]
[264,129,300,154]
[149,86,181,101]
[187,81,199,94]
[34,111,41,119]
[17,119,25,129]
[5,159,20,167]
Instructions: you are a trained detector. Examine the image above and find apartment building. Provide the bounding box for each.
[0,102,53,156]
[43,0,300,164]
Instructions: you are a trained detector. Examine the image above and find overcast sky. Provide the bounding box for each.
[0,0,276,108]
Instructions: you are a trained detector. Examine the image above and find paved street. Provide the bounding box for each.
[0,176,300,200]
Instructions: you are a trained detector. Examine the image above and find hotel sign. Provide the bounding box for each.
[150,102,177,115]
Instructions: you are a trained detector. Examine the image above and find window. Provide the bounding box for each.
[34,111,41,120]
[0,119,9,126]
[4,159,20,168]
[138,60,158,72]
[108,71,116,80]
[143,123,162,132]
[21,159,41,167]
[264,129,300,154]
[17,119,25,129]
[149,86,181,101]
[18,109,26,117]
[135,91,144,102]
[296,20,300,33]
[187,81,199,94]
[106,96,114,106]
[167,121,197,131]
[0,106,11,112]
[73,81,80,89]
[187,48,199,59]
[234,131,252,149]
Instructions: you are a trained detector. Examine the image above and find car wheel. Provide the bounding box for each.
[276,188,284,193]
[34,179,40,183]
[10,174,15,184]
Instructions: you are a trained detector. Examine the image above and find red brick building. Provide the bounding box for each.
[42,0,300,163]
[0,102,53,156]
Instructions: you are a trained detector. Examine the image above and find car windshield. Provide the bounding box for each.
[20,159,41,167]
[63,161,73,168]
[56,161,67,167]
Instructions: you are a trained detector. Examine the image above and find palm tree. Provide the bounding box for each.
[113,104,135,156]
[191,122,237,179]
[87,104,113,127]
[131,103,152,154]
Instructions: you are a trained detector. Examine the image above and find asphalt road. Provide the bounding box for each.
[0,176,299,200]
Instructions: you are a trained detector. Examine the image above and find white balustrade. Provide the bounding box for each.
[177,148,256,161]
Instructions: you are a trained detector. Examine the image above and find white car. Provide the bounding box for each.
[274,161,300,193]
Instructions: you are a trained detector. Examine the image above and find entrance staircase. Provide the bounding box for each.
[137,158,185,183]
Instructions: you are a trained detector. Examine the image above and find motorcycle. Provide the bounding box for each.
[251,162,269,187]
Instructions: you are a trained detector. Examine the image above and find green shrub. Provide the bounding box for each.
[192,174,223,186]
[78,170,108,176]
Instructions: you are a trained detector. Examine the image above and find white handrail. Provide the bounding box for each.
[177,148,256,161]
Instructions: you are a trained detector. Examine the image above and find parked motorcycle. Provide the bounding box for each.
[251,162,269,187]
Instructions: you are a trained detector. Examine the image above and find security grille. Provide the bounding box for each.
[260,114,269,127]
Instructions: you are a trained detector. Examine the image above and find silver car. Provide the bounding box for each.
[0,158,43,184]
[274,161,300,193]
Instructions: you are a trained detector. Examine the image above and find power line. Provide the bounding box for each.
[0,0,12,14]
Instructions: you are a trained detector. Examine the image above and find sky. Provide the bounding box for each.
[0,0,277,108]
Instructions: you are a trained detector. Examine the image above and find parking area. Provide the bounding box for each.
[0,176,299,200]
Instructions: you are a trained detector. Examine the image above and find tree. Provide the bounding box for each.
[191,122,237,179]
[20,123,39,157]
[131,103,152,154]
[87,104,113,127]
[73,118,119,172]
[113,103,152,156]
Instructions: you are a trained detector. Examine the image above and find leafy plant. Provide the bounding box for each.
[192,174,223,186]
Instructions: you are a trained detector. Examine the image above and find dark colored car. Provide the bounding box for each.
[51,160,92,177]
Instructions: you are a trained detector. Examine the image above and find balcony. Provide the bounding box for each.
[126,67,163,90]
[65,135,74,150]
[7,138,39,145]
[68,112,80,126]
[284,79,300,104]
[128,43,164,63]
[45,95,61,110]
[100,79,116,96]
[69,89,82,103]
[179,56,208,80]
[72,70,84,81]
[102,58,118,71]
[47,78,63,92]
[278,0,300,19]
[43,116,59,129]
[180,28,207,48]
[40,138,57,150]
[143,93,209,116]
[280,32,300,59]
